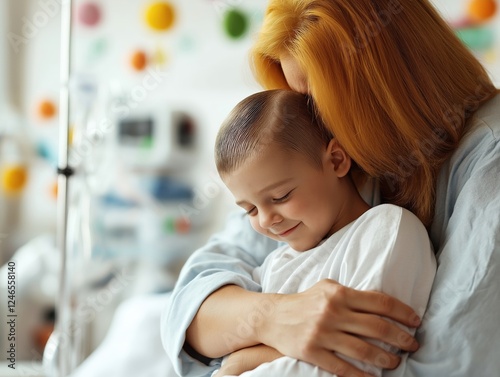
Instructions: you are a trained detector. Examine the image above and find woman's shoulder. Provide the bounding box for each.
[442,93,500,186]
[432,93,500,248]
[458,93,500,157]
[472,92,500,140]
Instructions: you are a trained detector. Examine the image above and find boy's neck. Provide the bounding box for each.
[326,179,371,237]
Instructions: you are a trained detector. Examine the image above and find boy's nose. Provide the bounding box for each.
[259,209,282,229]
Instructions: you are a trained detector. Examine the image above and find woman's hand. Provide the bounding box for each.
[187,281,420,377]
[255,279,421,377]
[213,345,283,377]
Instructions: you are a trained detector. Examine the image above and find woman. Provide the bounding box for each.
[162,1,500,376]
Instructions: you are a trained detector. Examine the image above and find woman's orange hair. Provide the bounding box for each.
[250,0,499,227]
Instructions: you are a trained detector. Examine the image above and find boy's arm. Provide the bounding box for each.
[161,210,278,377]
[333,205,436,377]
[213,345,284,377]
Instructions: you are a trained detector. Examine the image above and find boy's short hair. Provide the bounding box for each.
[215,89,333,175]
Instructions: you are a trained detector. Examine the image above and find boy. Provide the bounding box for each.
[212,90,436,377]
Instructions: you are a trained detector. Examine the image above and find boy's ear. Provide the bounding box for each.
[326,138,351,178]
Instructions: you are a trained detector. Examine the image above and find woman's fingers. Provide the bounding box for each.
[339,312,419,351]
[307,349,376,377]
[344,288,421,328]
[318,280,420,351]
[319,331,401,370]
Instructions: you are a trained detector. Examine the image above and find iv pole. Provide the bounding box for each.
[44,0,74,375]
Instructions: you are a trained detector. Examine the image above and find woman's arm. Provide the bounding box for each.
[186,285,278,357]
[187,281,421,376]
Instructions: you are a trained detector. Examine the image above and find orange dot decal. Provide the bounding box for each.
[131,50,148,71]
[50,180,58,199]
[175,217,191,234]
[468,0,497,22]
[38,99,57,120]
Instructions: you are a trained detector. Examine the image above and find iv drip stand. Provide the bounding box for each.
[43,0,74,375]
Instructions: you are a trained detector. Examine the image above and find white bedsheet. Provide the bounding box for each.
[69,293,175,377]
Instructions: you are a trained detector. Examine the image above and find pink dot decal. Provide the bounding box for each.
[78,2,102,27]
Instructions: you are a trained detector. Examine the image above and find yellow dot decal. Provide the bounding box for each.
[1,165,28,194]
[145,2,176,32]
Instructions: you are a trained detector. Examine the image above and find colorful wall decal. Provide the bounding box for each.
[145,2,176,32]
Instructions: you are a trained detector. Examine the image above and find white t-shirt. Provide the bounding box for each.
[226,204,437,377]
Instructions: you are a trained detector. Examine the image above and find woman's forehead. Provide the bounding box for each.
[280,54,309,94]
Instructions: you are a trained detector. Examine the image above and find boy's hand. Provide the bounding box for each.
[214,345,283,377]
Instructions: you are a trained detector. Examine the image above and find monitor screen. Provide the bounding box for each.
[118,118,153,146]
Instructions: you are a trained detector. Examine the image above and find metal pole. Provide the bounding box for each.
[54,0,74,375]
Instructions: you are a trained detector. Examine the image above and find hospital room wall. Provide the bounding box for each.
[0,0,268,261]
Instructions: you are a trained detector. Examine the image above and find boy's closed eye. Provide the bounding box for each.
[246,207,257,216]
[243,190,294,216]
[272,190,293,203]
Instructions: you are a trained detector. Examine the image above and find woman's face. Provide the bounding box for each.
[280,54,309,94]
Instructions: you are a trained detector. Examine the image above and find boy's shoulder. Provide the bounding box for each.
[361,203,421,223]
[351,204,427,238]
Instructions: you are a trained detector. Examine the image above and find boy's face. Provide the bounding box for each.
[222,141,354,251]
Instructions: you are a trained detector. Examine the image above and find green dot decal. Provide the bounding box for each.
[223,9,248,39]
[163,217,175,233]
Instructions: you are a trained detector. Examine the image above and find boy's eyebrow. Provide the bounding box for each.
[235,178,295,206]
[235,200,251,207]
[257,178,294,195]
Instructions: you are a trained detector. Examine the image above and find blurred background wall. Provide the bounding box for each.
[0,0,270,260]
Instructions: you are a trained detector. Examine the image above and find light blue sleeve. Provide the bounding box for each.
[402,98,500,376]
[161,210,278,377]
